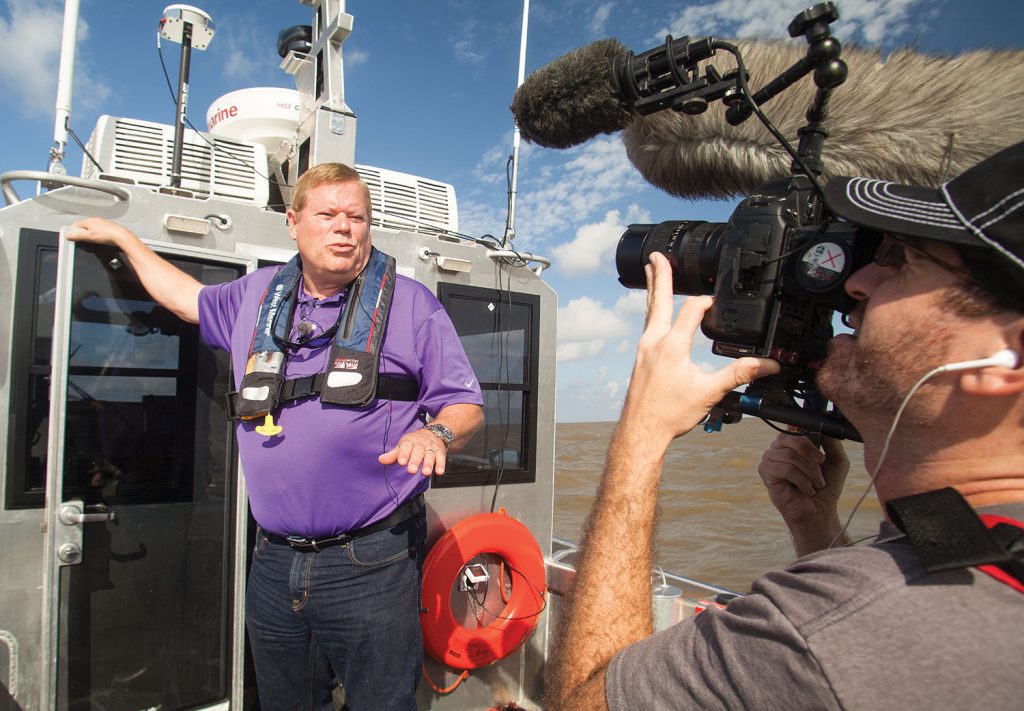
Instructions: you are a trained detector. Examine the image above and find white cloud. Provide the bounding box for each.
[222,47,261,84]
[657,0,928,45]
[556,295,636,363]
[218,15,280,85]
[345,47,370,68]
[459,133,649,249]
[589,2,614,36]
[551,209,625,275]
[557,340,607,362]
[559,296,632,341]
[0,0,109,117]
[472,137,512,185]
[453,19,486,65]
[556,364,627,422]
[456,199,507,242]
[830,0,929,45]
[551,202,652,276]
[454,38,486,64]
[614,289,648,316]
[457,133,540,240]
[514,136,647,250]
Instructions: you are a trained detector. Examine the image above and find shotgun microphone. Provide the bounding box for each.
[510,38,634,149]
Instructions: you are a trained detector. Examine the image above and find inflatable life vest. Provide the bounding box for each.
[887,487,1024,593]
[233,247,397,426]
[420,509,547,670]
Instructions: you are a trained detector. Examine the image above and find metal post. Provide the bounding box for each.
[49,0,81,176]
[169,21,193,188]
[506,0,530,244]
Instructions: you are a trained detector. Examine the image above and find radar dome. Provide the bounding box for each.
[206,87,308,159]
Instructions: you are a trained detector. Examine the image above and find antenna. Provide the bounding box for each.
[48,0,81,178]
[159,4,215,189]
[505,0,530,245]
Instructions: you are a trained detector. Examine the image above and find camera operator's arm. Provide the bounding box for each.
[758,434,850,556]
[546,253,780,710]
[66,218,203,324]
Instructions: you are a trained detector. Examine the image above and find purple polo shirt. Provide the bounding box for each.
[198,266,483,537]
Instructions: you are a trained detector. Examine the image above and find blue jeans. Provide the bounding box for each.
[246,510,426,710]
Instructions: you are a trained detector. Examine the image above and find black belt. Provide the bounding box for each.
[263,495,424,552]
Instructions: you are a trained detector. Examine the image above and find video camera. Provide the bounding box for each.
[614,3,866,441]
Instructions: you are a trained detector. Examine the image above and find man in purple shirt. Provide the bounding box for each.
[68,163,484,710]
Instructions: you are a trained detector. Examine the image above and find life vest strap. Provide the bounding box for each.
[887,487,1024,591]
[225,373,419,420]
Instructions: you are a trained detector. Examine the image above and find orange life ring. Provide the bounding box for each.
[420,508,546,669]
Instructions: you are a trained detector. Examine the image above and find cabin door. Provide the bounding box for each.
[39,236,245,710]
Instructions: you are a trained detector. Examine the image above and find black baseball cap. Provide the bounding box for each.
[824,141,1024,305]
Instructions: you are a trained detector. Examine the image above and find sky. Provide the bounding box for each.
[0,0,1021,422]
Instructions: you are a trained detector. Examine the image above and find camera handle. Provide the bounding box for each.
[706,390,862,442]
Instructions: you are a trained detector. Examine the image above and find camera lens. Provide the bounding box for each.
[616,220,726,295]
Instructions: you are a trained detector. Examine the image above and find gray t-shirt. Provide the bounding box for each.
[607,503,1024,710]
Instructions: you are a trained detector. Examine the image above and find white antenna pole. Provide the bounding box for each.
[505,0,529,244]
[49,0,81,175]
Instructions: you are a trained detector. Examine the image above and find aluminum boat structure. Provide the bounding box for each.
[0,1,733,708]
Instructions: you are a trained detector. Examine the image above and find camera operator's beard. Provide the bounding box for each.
[816,303,960,430]
[817,335,908,420]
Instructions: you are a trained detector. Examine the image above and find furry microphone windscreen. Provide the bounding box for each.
[624,41,1024,199]
[511,38,635,149]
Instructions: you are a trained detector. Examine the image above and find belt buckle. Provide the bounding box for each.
[285,535,314,551]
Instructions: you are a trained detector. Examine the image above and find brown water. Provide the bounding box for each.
[553,419,881,593]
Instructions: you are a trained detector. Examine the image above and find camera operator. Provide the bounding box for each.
[546,142,1024,710]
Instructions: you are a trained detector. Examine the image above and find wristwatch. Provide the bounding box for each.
[424,423,455,448]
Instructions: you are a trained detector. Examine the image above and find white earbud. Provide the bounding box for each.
[935,348,1021,373]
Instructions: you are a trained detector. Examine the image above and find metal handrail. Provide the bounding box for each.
[487,248,552,275]
[0,170,131,206]
[547,536,738,599]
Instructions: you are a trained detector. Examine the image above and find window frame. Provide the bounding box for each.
[4,230,241,509]
[433,283,540,488]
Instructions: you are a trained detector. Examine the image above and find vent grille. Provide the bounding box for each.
[82,116,269,206]
[355,165,458,236]
[81,117,456,222]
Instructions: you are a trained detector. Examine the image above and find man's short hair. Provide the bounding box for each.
[290,163,372,218]
[954,246,1023,315]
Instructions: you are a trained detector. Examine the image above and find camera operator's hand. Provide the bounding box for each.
[619,252,780,450]
[759,433,850,556]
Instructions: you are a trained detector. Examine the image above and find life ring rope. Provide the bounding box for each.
[464,560,546,621]
[422,664,469,695]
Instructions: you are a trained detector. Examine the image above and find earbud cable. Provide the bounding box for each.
[829,363,954,548]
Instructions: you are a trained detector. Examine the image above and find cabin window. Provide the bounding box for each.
[434,284,539,487]
[5,230,241,509]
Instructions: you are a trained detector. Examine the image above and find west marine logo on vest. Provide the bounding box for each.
[262,284,285,338]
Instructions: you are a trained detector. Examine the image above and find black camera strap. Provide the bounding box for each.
[886,487,1024,592]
